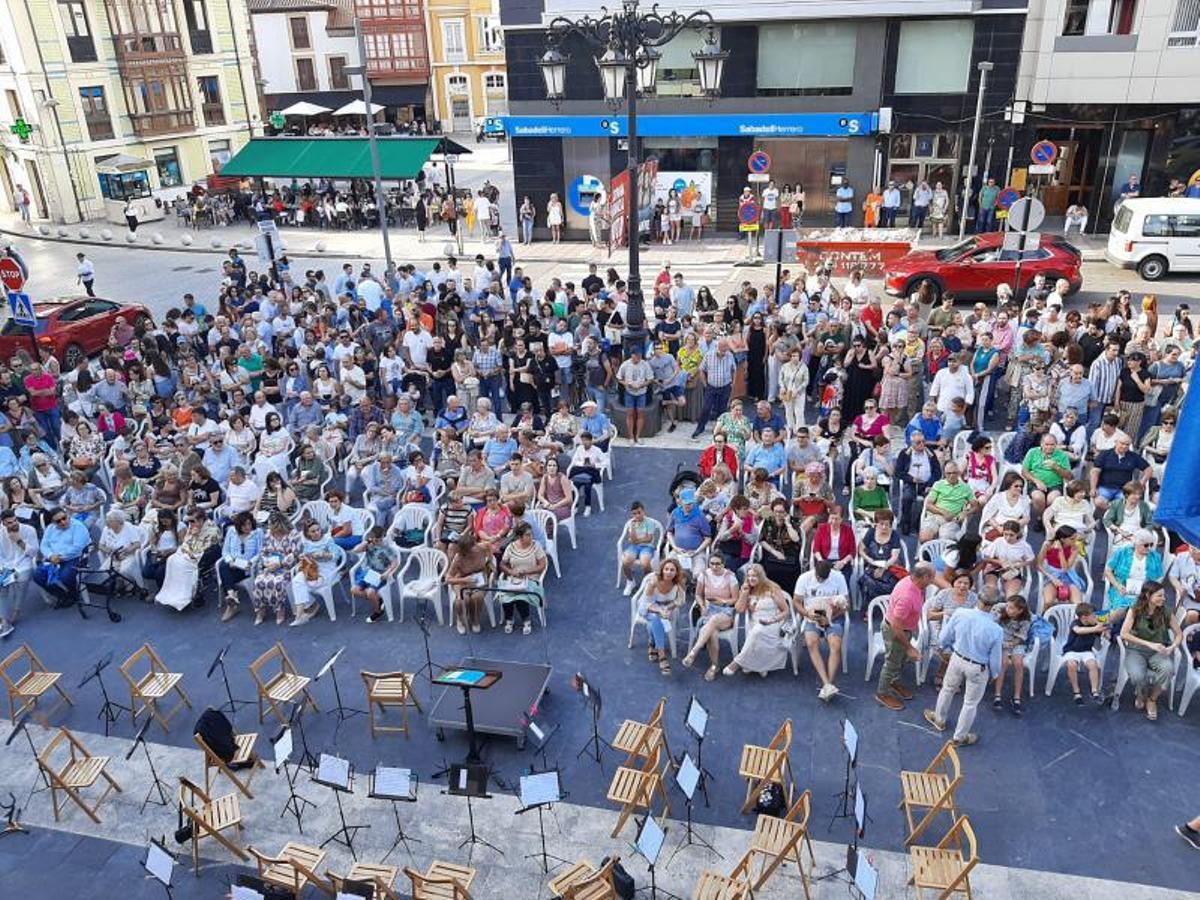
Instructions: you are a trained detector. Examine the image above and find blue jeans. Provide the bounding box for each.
[479,374,504,415]
[34,407,62,448]
[521,219,533,244]
[880,207,898,227]
[646,613,670,650]
[835,211,851,227]
[499,256,513,284]
[1086,401,1105,438]
[694,383,732,434]
[976,208,996,232]
[910,205,928,229]
[586,384,608,413]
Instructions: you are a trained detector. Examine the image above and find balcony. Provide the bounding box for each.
[189,28,213,55]
[129,109,194,137]
[111,31,185,63]
[202,102,225,126]
[66,35,98,63]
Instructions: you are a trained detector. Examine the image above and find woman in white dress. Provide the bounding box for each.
[97,509,145,587]
[289,519,342,625]
[547,193,564,244]
[723,564,795,677]
[154,510,221,611]
[254,412,292,484]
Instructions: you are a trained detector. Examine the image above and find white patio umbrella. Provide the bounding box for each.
[279,101,332,117]
[332,99,384,116]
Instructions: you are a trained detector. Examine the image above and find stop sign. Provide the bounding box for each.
[0,257,23,292]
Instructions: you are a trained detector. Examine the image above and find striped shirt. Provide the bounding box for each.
[1088,354,1122,405]
[472,346,503,378]
[701,349,735,388]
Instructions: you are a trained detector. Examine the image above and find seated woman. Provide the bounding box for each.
[66,421,104,481]
[620,501,663,596]
[97,509,145,589]
[851,466,891,529]
[141,509,179,586]
[255,413,293,482]
[979,472,1030,540]
[927,570,978,685]
[682,554,741,682]
[963,434,998,501]
[187,464,222,517]
[857,510,905,612]
[1044,479,1094,538]
[1103,480,1154,549]
[793,461,834,536]
[28,452,68,517]
[498,523,547,635]
[758,499,803,588]
[637,558,687,677]
[345,422,383,495]
[979,520,1035,603]
[256,470,299,520]
[714,398,752,462]
[350,526,401,624]
[744,467,782,519]
[847,400,890,480]
[715,495,755,572]
[1119,581,1183,722]
[62,470,106,534]
[251,513,302,625]
[111,461,147,521]
[1104,529,1165,627]
[1140,408,1176,488]
[290,518,342,626]
[1037,526,1087,612]
[547,400,579,448]
[154,508,221,612]
[292,443,330,503]
[536,458,574,521]
[151,465,187,513]
[794,559,851,700]
[473,489,514,556]
[466,398,501,449]
[698,433,739,481]
[722,564,794,677]
[447,530,493,634]
[812,504,856,577]
[218,511,261,620]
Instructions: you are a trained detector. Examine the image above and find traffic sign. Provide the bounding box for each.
[1030,140,1058,166]
[1003,231,1040,254]
[748,150,772,175]
[747,173,770,183]
[7,291,35,327]
[738,199,760,232]
[1006,197,1045,232]
[0,257,25,293]
[996,188,1021,211]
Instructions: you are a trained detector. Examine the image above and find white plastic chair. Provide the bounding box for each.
[600,425,618,479]
[297,500,372,539]
[397,547,449,625]
[864,596,889,682]
[529,507,562,578]
[951,430,972,465]
[557,483,580,550]
[628,579,679,659]
[309,543,349,622]
[614,517,664,589]
[1033,554,1093,616]
[347,535,403,621]
[484,569,548,630]
[917,539,955,570]
[915,596,936,685]
[389,505,435,560]
[1041,603,1110,697]
[1111,635,1179,712]
[1176,623,1200,716]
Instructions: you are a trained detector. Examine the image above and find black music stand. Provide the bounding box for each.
[680,695,714,807]
[206,643,252,721]
[370,766,421,863]
[571,672,611,769]
[829,718,868,831]
[520,710,560,772]
[0,791,25,839]
[432,668,502,764]
[287,698,318,772]
[271,727,314,833]
[78,653,129,736]
[633,815,679,900]
[316,647,365,738]
[143,837,176,900]
[666,753,720,864]
[127,717,170,813]
[516,769,570,874]
[78,549,146,621]
[413,596,440,687]
[314,754,369,860]
[819,784,868,885]
[6,711,49,809]
[447,762,502,859]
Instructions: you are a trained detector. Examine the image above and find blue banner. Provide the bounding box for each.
[1155,384,1200,546]
[502,112,878,139]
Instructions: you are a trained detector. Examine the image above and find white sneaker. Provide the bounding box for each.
[818,683,835,702]
[623,580,635,596]
[584,507,592,517]
[0,622,13,639]
[456,621,467,635]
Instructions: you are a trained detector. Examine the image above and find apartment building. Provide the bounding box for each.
[425,0,506,133]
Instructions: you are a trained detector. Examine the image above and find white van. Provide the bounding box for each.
[1106,197,1200,280]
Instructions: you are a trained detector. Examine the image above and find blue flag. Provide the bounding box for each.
[1154,383,1200,546]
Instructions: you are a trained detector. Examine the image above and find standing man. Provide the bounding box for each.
[13,184,31,225]
[616,347,653,445]
[1087,340,1122,435]
[880,180,902,227]
[975,178,1000,232]
[691,339,735,439]
[922,596,1004,747]
[910,180,933,230]
[76,253,96,297]
[834,181,855,228]
[23,361,60,449]
[875,562,935,709]
[496,231,514,285]
[761,180,780,231]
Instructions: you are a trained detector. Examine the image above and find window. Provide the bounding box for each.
[442,19,466,61]
[289,16,311,50]
[652,29,719,97]
[355,0,421,17]
[183,0,212,53]
[1173,215,1200,236]
[363,30,427,74]
[1063,0,1138,36]
[1169,0,1200,46]
[329,56,350,90]
[894,19,974,94]
[484,73,505,91]
[296,58,317,92]
[155,147,182,187]
[208,139,231,172]
[758,22,855,95]
[1143,214,1200,236]
[198,75,224,125]
[447,74,468,95]
[79,86,114,140]
[97,169,150,200]
[477,15,503,53]
[57,0,97,62]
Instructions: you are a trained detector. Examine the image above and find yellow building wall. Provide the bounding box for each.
[426,0,505,128]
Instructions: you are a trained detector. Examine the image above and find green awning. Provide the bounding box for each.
[219,137,442,180]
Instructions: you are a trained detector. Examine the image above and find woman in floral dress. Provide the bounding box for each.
[252,513,302,625]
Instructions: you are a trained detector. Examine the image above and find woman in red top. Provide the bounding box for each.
[812,504,856,575]
[697,434,739,480]
[715,496,755,571]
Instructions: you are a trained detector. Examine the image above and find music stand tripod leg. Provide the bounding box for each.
[458,794,504,859]
[380,799,422,864]
[139,741,171,814]
[278,763,315,833]
[521,803,571,874]
[320,789,369,860]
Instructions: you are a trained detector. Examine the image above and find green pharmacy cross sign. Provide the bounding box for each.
[269,111,286,129]
[10,119,32,142]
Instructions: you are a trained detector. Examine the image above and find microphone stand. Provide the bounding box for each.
[205,643,253,722]
[79,655,129,737]
[289,700,318,772]
[127,720,170,813]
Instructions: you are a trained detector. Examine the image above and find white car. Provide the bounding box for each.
[1106,197,1200,280]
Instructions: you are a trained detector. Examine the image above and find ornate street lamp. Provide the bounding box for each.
[543,0,727,357]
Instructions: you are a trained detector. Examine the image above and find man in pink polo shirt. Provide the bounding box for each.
[876,562,935,709]
[23,360,60,450]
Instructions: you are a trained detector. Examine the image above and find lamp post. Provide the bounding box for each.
[959,60,994,240]
[539,0,727,357]
[349,18,394,276]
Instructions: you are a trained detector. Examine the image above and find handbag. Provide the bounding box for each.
[606,857,636,899]
[888,564,909,580]
[298,556,319,581]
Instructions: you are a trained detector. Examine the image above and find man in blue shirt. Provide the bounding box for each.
[483,425,518,473]
[202,433,242,484]
[744,428,787,485]
[923,599,1003,747]
[579,401,613,451]
[668,490,712,558]
[905,402,945,451]
[34,510,91,607]
[750,401,785,441]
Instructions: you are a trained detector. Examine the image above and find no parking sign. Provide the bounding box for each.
[1030,140,1058,166]
[747,151,772,175]
[996,188,1021,211]
[738,199,760,232]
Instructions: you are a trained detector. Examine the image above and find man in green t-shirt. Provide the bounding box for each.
[1021,433,1074,520]
[920,461,978,542]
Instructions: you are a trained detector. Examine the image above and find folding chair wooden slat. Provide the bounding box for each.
[606,745,670,839]
[1,645,73,725]
[746,789,816,897]
[37,727,122,824]
[550,857,618,899]
[120,644,191,733]
[330,862,401,900]
[611,697,673,774]
[196,730,263,799]
[737,719,795,815]
[178,776,248,875]
[692,870,750,899]
[361,670,422,738]
[404,860,477,899]
[899,740,963,847]
[249,643,318,725]
[908,815,978,900]
[248,841,329,898]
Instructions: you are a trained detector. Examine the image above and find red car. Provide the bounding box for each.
[0,296,154,369]
[884,232,1083,300]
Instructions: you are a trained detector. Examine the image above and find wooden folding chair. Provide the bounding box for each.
[692,870,750,899]
[549,856,618,899]
[737,719,795,814]
[195,730,264,799]
[908,815,978,900]
[247,842,329,898]
[404,860,477,899]
[37,727,122,823]
[119,643,191,733]
[606,744,670,839]
[612,696,673,773]
[361,670,422,738]
[248,643,318,725]
[330,862,400,899]
[178,776,248,875]
[900,740,963,846]
[745,789,816,896]
[1,644,72,725]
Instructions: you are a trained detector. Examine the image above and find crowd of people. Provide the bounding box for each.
[0,234,1197,753]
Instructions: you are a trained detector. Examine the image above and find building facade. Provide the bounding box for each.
[1013,0,1200,227]
[501,0,1026,237]
[425,0,507,133]
[353,0,431,123]
[0,0,261,224]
